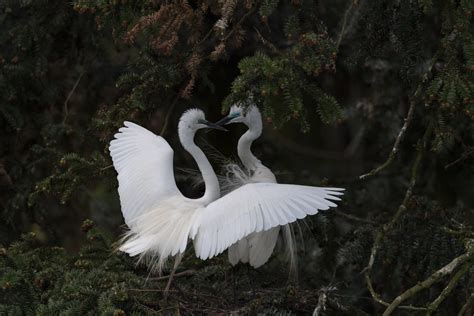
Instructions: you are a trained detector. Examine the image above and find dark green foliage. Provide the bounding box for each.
[0,223,144,315]
[1,0,474,314]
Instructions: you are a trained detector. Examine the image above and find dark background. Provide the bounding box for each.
[1,0,473,314]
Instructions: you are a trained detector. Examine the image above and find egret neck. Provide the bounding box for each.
[237,113,263,171]
[179,127,220,205]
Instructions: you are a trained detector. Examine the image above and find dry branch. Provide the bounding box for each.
[383,244,474,315]
[363,123,433,311]
[359,52,440,180]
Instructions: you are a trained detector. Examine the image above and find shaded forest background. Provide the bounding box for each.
[1,0,474,314]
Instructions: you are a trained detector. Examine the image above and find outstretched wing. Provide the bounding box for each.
[109,121,181,228]
[192,183,344,260]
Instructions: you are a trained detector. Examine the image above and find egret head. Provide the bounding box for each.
[178,108,227,133]
[215,104,261,128]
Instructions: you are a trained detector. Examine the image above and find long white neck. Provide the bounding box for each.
[238,117,262,172]
[180,130,220,205]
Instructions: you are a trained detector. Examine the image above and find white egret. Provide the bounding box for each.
[109,109,226,268]
[109,108,344,291]
[214,104,295,270]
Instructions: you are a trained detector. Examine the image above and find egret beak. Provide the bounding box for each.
[214,115,233,126]
[201,120,228,131]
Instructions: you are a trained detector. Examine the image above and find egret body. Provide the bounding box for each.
[216,105,291,269]
[216,104,344,271]
[110,108,343,282]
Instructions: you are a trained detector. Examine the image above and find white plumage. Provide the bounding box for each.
[215,104,344,270]
[193,182,343,260]
[109,108,344,274]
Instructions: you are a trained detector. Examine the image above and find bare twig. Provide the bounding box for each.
[100,164,113,171]
[444,148,474,170]
[359,52,440,180]
[334,210,378,225]
[383,248,474,315]
[344,126,366,158]
[160,95,180,136]
[362,273,427,311]
[336,0,358,49]
[223,7,257,42]
[441,226,474,238]
[63,71,85,125]
[359,99,416,180]
[254,27,279,53]
[458,292,474,316]
[426,260,474,315]
[148,269,196,281]
[363,123,433,311]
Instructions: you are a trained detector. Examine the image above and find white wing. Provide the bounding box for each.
[192,182,344,260]
[109,121,182,228]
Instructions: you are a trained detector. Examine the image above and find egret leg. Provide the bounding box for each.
[163,253,183,299]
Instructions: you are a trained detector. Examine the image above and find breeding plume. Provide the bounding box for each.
[109,108,344,274]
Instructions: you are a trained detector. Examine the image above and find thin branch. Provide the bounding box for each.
[383,250,474,315]
[336,0,357,49]
[195,26,214,49]
[62,71,85,125]
[363,123,433,311]
[223,7,257,42]
[359,99,416,180]
[128,288,178,292]
[148,269,196,281]
[359,52,440,180]
[334,210,378,225]
[100,164,113,171]
[441,226,474,238]
[254,27,280,53]
[458,292,474,316]
[444,148,474,170]
[159,95,180,136]
[426,260,474,316]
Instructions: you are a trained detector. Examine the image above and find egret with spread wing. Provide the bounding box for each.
[214,104,345,271]
[109,109,226,268]
[110,108,343,292]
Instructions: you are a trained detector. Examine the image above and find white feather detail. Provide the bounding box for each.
[192,183,344,260]
[109,121,183,229]
[119,198,202,270]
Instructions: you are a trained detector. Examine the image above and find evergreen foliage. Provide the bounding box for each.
[1,0,473,314]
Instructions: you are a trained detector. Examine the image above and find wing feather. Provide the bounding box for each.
[194,183,344,260]
[109,121,181,228]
